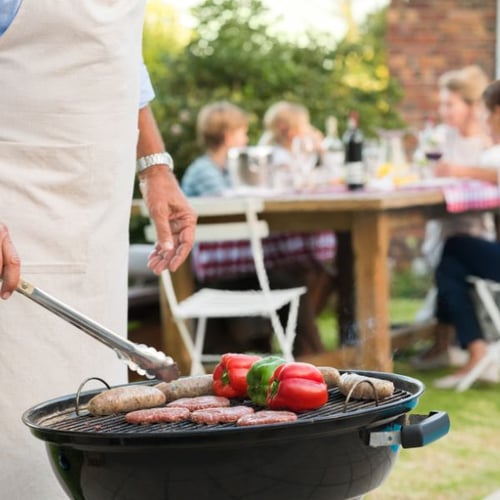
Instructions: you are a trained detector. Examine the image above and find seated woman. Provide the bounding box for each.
[181,100,329,357]
[431,77,500,387]
[412,65,496,370]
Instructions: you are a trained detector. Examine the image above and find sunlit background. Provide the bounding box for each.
[162,0,390,39]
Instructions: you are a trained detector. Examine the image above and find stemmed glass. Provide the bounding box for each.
[291,135,318,189]
[419,123,445,179]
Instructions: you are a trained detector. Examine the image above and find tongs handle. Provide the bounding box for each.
[14,278,179,382]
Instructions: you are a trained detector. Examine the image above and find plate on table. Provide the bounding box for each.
[224,186,283,197]
[404,177,460,188]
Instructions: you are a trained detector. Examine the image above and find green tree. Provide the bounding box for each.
[146,0,404,178]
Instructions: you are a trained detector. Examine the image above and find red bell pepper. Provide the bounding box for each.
[267,362,328,412]
[212,353,262,398]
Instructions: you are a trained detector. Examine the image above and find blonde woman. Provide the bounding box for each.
[413,65,496,369]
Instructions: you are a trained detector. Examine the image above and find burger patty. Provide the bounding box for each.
[167,395,231,411]
[237,410,298,426]
[125,406,190,425]
[190,406,254,425]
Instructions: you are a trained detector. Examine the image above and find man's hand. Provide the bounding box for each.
[138,166,197,274]
[0,223,21,299]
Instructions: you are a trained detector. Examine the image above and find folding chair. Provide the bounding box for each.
[128,244,160,308]
[455,276,500,391]
[142,197,306,375]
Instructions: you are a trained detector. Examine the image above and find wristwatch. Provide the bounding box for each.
[136,152,174,173]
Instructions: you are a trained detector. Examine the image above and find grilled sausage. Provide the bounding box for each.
[154,375,214,402]
[87,385,166,416]
[318,366,341,387]
[337,372,395,400]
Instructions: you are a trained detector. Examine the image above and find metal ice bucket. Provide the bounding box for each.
[227,146,273,188]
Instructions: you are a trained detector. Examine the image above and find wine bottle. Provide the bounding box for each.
[321,116,344,174]
[343,111,364,190]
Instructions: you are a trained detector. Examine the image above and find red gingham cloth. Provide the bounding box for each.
[192,231,336,282]
[442,180,500,213]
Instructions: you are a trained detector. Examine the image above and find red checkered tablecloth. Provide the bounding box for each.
[441,179,500,213]
[192,231,336,282]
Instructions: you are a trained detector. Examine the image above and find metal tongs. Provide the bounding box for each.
[13,277,180,382]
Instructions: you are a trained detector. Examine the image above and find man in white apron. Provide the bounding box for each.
[0,1,196,498]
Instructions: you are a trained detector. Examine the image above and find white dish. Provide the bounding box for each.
[223,186,281,197]
[405,177,460,188]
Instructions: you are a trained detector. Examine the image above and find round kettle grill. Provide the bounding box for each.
[23,371,449,500]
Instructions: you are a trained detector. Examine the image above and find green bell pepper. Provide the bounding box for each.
[246,355,285,406]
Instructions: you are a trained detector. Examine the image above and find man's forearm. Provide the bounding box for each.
[136,105,174,176]
[137,105,165,158]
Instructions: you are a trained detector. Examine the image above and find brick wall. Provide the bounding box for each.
[386,0,497,129]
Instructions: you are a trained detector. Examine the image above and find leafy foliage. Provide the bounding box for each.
[144,0,405,178]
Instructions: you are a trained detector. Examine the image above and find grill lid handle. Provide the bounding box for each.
[368,411,450,449]
[12,277,180,383]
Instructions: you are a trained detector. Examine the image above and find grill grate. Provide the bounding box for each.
[37,387,412,436]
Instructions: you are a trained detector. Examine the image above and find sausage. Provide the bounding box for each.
[337,372,395,400]
[154,375,213,402]
[87,385,166,416]
[317,366,341,387]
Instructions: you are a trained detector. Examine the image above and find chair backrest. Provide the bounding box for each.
[139,197,274,314]
[468,276,500,342]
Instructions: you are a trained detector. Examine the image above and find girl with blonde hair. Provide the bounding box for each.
[259,100,323,169]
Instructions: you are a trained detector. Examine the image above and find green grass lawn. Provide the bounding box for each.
[366,360,500,500]
[318,296,500,499]
[317,297,424,350]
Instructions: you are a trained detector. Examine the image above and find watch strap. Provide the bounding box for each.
[136,152,174,173]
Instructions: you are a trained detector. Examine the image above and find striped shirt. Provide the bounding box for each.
[181,155,231,197]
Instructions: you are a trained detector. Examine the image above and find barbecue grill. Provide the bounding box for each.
[23,370,449,500]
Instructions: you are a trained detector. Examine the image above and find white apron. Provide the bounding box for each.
[0,1,145,498]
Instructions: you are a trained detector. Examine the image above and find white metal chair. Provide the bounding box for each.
[128,244,160,308]
[455,276,500,391]
[142,197,306,375]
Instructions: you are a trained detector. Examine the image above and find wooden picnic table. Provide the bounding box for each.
[150,186,455,375]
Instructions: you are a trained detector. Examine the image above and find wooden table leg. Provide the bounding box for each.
[159,259,195,375]
[336,231,357,345]
[352,212,393,372]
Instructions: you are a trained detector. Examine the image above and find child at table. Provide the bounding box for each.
[181,101,328,357]
[259,100,337,324]
[412,66,499,370]
[258,100,323,180]
[182,101,248,197]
